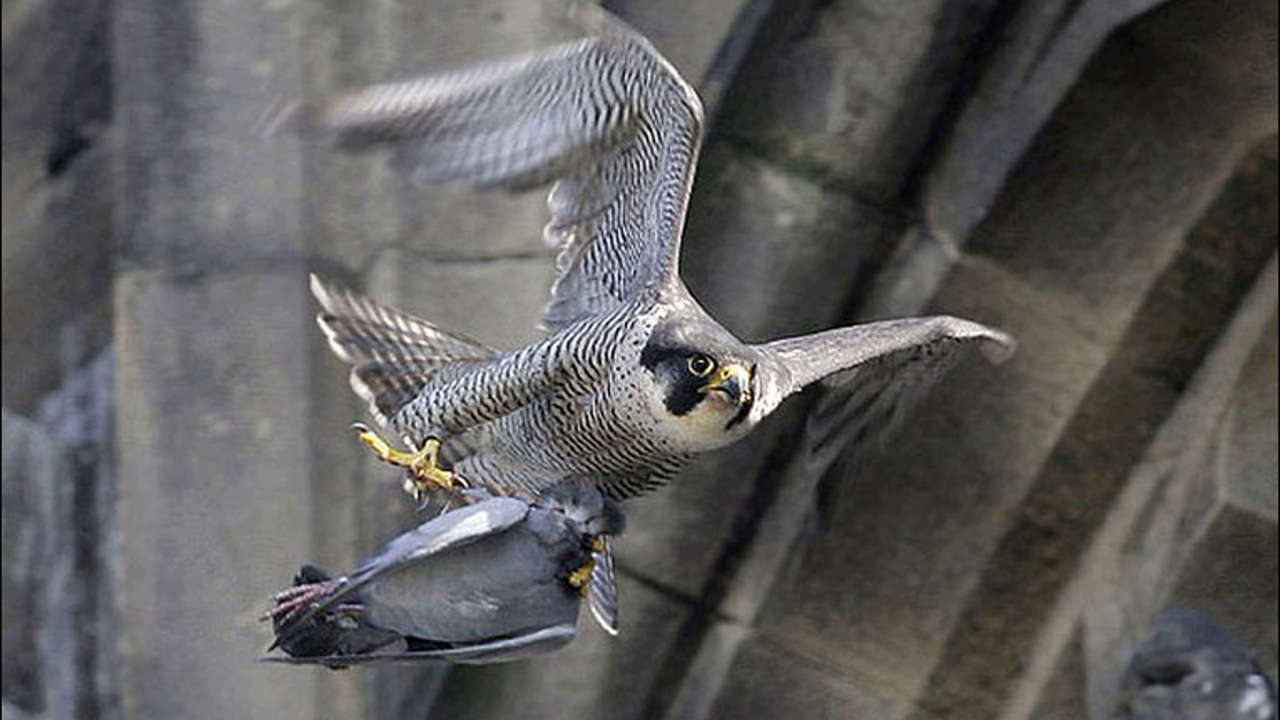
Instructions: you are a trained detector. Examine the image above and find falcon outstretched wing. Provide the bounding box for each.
[753,316,1015,450]
[279,11,704,329]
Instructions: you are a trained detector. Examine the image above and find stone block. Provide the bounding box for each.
[682,142,895,342]
[1,0,110,220]
[966,0,1278,345]
[365,247,557,350]
[1,139,114,413]
[1028,627,1088,720]
[921,0,1162,245]
[718,0,1000,202]
[113,269,334,720]
[1080,430,1226,720]
[429,574,691,720]
[114,0,309,267]
[1049,256,1279,720]
[1222,312,1279,519]
[708,634,902,720]
[910,202,1277,719]
[296,0,582,270]
[606,0,748,85]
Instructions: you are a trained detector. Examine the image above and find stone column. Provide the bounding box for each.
[111,2,337,718]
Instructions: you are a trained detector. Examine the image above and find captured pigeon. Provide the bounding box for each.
[1117,606,1277,720]
[266,481,624,665]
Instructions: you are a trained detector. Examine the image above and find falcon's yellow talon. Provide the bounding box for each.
[353,425,456,494]
[567,557,595,596]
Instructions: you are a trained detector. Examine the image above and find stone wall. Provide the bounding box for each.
[2,0,1274,718]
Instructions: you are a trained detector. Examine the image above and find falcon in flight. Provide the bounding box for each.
[280,10,1014,506]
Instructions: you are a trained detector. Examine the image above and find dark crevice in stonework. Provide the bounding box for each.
[896,0,1025,213]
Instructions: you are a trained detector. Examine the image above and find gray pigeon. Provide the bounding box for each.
[1117,606,1276,720]
[266,481,624,666]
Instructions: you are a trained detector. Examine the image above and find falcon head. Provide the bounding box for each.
[639,321,757,448]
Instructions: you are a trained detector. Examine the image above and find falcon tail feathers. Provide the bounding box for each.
[586,537,619,636]
[310,275,498,426]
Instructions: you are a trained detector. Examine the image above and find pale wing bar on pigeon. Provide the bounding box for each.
[264,625,579,666]
[282,25,705,331]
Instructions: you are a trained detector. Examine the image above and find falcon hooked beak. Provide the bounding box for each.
[700,363,752,407]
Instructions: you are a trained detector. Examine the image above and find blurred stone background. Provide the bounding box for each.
[2,0,1275,718]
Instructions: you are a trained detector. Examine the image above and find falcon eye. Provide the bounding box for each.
[687,354,716,378]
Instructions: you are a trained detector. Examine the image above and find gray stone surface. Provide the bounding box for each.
[1,0,110,223]
[32,352,117,720]
[1223,312,1279,519]
[922,248,1273,717]
[1006,256,1279,720]
[1168,506,1279,685]
[682,142,895,340]
[921,0,1166,246]
[114,1,312,269]
[966,4,1277,347]
[605,0,747,85]
[1,412,74,717]
[366,248,557,350]
[1029,629,1087,720]
[918,196,1277,719]
[719,0,1000,203]
[1080,424,1230,720]
[707,635,902,720]
[1,126,113,413]
[113,270,329,720]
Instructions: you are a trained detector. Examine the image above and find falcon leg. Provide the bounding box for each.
[567,557,594,597]
[567,537,606,596]
[353,423,457,494]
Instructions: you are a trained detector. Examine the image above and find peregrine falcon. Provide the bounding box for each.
[280,10,1015,504]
